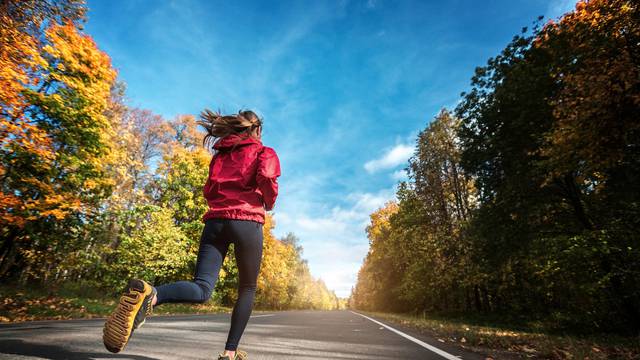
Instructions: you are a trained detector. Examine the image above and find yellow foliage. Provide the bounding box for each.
[257,215,297,309]
[538,0,640,182]
[1,21,117,228]
[0,13,45,117]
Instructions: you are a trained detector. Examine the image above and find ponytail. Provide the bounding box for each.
[198,109,262,149]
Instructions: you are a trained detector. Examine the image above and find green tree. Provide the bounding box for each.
[455,0,639,330]
[104,205,190,289]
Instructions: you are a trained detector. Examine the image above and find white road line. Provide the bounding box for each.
[250,314,275,318]
[350,311,462,360]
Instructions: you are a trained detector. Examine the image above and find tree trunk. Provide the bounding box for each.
[560,172,595,230]
[474,284,482,312]
[0,227,18,279]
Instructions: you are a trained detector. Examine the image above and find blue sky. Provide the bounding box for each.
[85,0,577,297]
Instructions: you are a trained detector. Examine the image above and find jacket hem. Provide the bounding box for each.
[202,210,265,224]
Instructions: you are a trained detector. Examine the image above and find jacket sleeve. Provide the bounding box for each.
[256,147,281,211]
[203,155,215,198]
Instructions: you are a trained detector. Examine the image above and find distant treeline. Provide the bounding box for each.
[351,0,639,333]
[0,0,339,310]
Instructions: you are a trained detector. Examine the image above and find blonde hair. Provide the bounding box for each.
[198,109,262,149]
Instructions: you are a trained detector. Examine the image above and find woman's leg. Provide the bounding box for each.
[224,220,263,351]
[155,219,229,304]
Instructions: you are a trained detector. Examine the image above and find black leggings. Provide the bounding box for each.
[155,219,263,351]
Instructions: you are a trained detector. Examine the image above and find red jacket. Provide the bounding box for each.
[202,134,281,224]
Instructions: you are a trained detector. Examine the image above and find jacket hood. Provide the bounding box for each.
[213,134,262,150]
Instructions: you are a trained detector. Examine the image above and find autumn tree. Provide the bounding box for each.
[352,110,476,313]
[1,5,117,281]
[404,110,477,311]
[351,201,401,311]
[1,0,86,259]
[0,0,85,123]
[154,115,210,242]
[535,0,640,329]
[255,215,297,309]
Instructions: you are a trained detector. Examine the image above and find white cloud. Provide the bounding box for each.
[297,217,348,233]
[364,143,414,173]
[391,169,408,181]
[344,190,396,220]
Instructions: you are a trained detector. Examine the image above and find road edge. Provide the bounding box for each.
[350,310,462,360]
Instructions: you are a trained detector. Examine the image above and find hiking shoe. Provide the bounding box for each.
[217,350,248,360]
[102,279,156,353]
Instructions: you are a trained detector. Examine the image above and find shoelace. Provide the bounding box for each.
[144,294,153,317]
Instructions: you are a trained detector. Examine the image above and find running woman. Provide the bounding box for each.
[102,109,281,360]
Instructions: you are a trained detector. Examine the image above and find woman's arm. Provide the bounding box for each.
[203,155,216,198]
[256,147,281,211]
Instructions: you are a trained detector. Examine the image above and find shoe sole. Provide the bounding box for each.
[102,279,153,353]
[218,350,248,360]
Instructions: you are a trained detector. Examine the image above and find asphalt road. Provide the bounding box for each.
[0,310,485,359]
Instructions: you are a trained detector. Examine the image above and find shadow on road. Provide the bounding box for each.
[0,339,159,360]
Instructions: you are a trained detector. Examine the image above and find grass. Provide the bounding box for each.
[362,311,640,359]
[0,284,230,323]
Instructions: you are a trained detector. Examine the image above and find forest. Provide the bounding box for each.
[0,0,339,311]
[351,0,640,334]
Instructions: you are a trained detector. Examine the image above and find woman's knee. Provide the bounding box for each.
[238,282,257,293]
[195,281,214,303]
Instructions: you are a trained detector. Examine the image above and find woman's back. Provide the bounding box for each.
[202,133,280,224]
